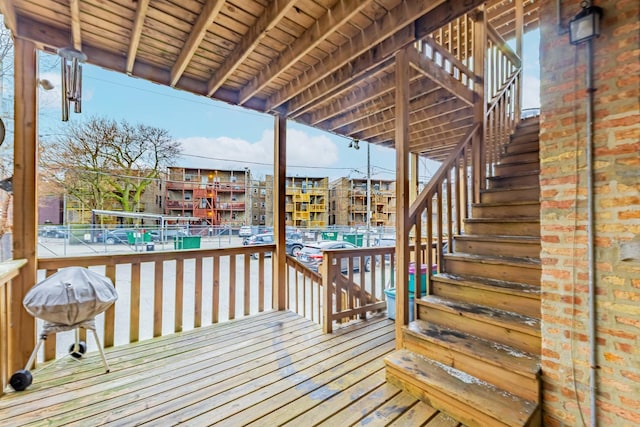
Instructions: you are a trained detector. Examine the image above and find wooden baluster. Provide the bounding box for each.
[212,254,220,324]
[175,259,183,332]
[228,255,236,320]
[258,254,264,312]
[153,260,163,337]
[242,255,249,317]
[103,264,116,347]
[195,256,203,326]
[43,269,57,361]
[130,262,141,343]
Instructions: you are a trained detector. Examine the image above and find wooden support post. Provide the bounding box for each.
[273,114,286,310]
[9,37,37,373]
[472,7,487,203]
[515,0,524,123]
[410,153,419,204]
[395,47,410,348]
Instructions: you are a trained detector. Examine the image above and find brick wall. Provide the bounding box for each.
[539,0,640,425]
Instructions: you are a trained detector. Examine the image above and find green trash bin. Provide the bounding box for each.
[182,236,201,249]
[321,231,337,240]
[174,236,184,250]
[342,233,364,246]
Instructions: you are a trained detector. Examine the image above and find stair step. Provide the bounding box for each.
[464,217,540,237]
[480,186,539,204]
[403,320,541,401]
[509,132,539,145]
[431,272,540,318]
[385,349,541,427]
[488,171,539,189]
[454,234,541,258]
[443,252,541,286]
[416,295,541,354]
[472,200,540,218]
[495,159,540,176]
[504,140,539,155]
[498,150,539,165]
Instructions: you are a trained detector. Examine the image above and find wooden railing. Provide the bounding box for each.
[320,246,395,333]
[285,255,323,324]
[0,259,27,397]
[36,244,275,362]
[398,16,522,326]
[485,25,522,178]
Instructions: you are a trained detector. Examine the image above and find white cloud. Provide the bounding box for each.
[178,127,340,178]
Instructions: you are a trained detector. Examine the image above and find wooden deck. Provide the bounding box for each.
[0,311,461,426]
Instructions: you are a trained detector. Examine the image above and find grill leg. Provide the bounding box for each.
[89,329,110,373]
[23,337,46,371]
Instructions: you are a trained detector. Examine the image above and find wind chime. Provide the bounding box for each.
[58,47,87,121]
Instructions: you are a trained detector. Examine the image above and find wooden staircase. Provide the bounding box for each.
[385,117,542,427]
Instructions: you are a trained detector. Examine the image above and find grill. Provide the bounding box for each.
[9,267,118,391]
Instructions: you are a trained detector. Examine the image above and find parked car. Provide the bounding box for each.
[297,240,371,273]
[40,225,68,238]
[239,225,253,237]
[95,228,136,245]
[243,232,305,258]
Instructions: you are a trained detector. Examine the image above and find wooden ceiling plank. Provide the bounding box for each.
[171,0,226,87]
[407,47,474,105]
[285,28,414,117]
[126,0,150,75]
[207,0,297,96]
[327,80,442,131]
[69,0,82,49]
[265,0,446,111]
[239,0,376,105]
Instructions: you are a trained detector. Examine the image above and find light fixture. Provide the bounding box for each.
[348,141,353,148]
[353,139,360,150]
[569,2,603,45]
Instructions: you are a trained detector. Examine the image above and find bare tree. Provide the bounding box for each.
[41,117,181,216]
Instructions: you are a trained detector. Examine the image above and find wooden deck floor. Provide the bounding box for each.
[0,311,461,426]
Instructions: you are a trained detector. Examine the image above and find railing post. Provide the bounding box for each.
[321,253,332,333]
[273,114,287,310]
[472,7,487,203]
[395,47,411,348]
[10,37,38,373]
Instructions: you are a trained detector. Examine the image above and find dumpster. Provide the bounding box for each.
[127,231,152,245]
[174,236,201,250]
[321,231,338,241]
[342,233,364,247]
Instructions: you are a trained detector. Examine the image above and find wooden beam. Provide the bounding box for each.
[207,0,296,96]
[10,37,37,373]
[472,7,487,202]
[273,115,286,311]
[239,0,374,105]
[406,47,474,105]
[171,0,225,87]
[126,0,150,75]
[69,0,82,50]
[395,47,410,346]
[0,0,17,33]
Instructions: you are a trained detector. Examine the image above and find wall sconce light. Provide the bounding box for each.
[569,2,603,45]
[353,139,360,150]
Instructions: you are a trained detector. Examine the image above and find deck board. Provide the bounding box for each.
[1,310,456,426]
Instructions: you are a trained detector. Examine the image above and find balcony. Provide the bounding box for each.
[213,183,245,192]
[217,202,245,210]
[166,200,195,209]
[1,239,449,424]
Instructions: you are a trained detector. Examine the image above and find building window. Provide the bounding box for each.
[230,175,237,183]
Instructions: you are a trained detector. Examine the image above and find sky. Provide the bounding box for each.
[33,30,540,185]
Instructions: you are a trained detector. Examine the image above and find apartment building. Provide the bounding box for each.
[328,177,396,228]
[265,175,329,229]
[165,167,251,226]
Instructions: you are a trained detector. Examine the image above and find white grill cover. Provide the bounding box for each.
[23,267,118,326]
